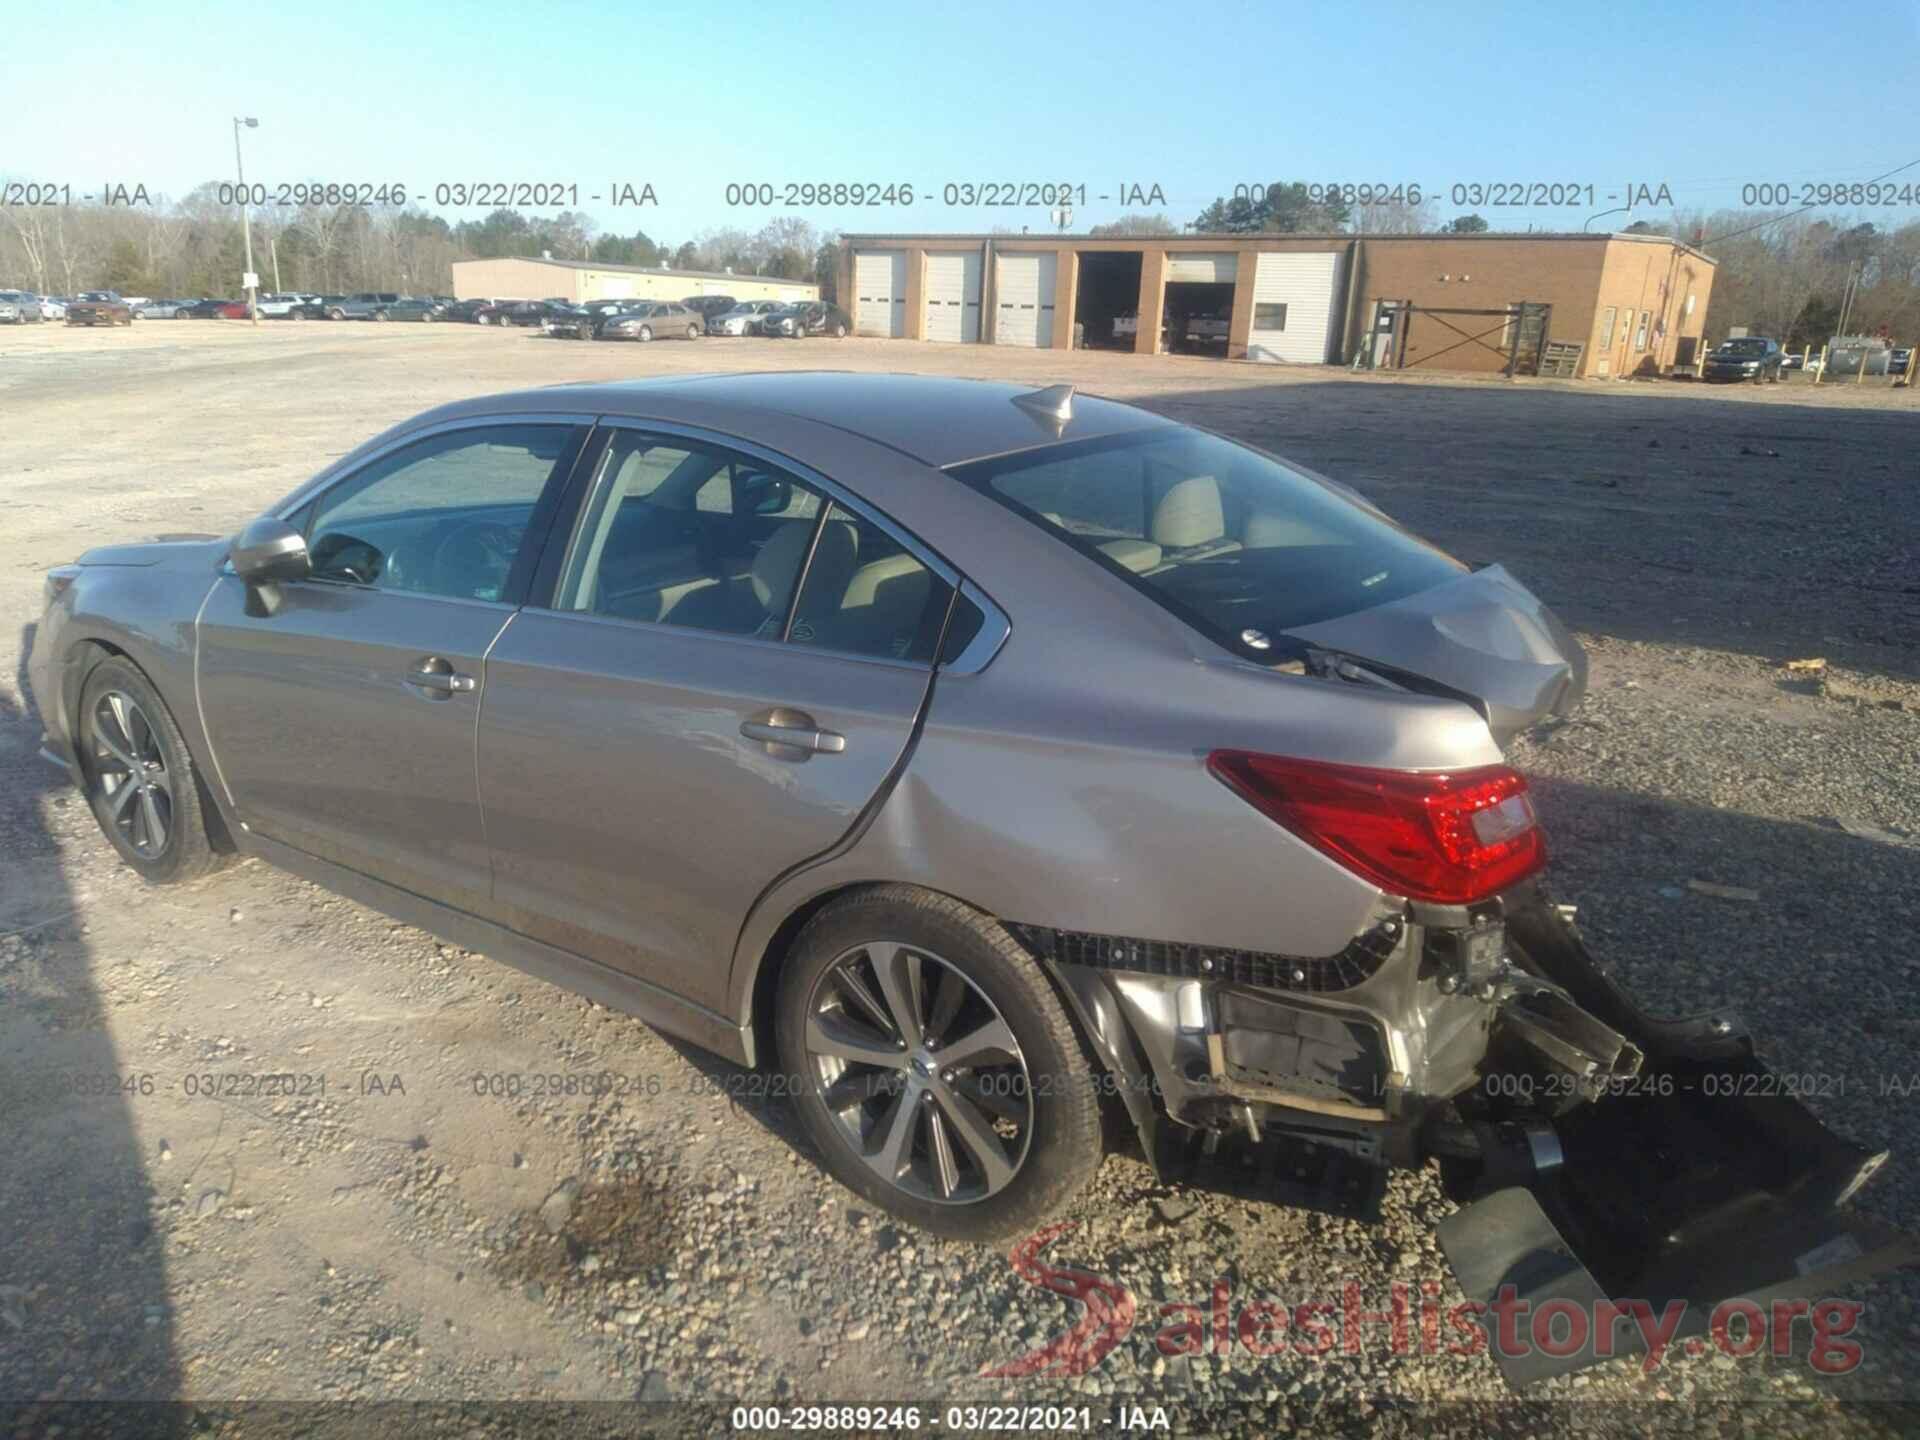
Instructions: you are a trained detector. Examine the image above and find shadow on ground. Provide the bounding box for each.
[0,626,184,1431]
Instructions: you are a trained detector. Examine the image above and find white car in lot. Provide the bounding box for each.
[708,300,783,336]
[36,296,67,321]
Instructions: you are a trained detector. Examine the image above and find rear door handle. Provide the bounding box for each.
[740,710,846,754]
[406,656,477,698]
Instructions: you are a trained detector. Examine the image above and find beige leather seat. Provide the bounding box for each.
[665,519,857,637]
[1151,476,1241,560]
[808,551,932,653]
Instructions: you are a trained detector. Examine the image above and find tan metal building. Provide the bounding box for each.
[835,232,1714,379]
[451,256,819,305]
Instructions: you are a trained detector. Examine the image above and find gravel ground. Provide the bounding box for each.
[0,323,1915,1436]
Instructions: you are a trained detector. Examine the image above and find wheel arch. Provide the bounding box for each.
[737,878,1156,1158]
[64,636,238,854]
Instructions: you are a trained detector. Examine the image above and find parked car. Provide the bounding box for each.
[177,298,239,319]
[598,301,703,341]
[1701,336,1782,382]
[442,299,503,323]
[764,301,852,338]
[1889,346,1912,378]
[492,300,576,328]
[0,289,40,323]
[29,373,1912,1392]
[66,295,135,326]
[135,299,189,319]
[328,292,403,320]
[367,298,444,322]
[35,295,67,321]
[540,304,599,339]
[679,294,738,324]
[255,294,313,319]
[708,301,783,336]
[471,301,517,325]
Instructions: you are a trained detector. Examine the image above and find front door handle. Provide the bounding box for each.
[740,709,846,754]
[406,656,477,699]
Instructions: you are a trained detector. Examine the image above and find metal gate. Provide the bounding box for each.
[1361,300,1555,376]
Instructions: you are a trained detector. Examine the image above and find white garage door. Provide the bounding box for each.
[1165,252,1238,284]
[994,253,1056,347]
[1247,252,1344,364]
[923,251,982,343]
[854,251,906,337]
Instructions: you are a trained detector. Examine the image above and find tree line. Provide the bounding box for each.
[0,184,841,301]
[4,179,1916,345]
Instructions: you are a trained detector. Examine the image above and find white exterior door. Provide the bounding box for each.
[1247,252,1344,364]
[854,250,906,337]
[923,251,981,343]
[994,252,1056,347]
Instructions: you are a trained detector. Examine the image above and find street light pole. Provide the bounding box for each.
[233,116,260,326]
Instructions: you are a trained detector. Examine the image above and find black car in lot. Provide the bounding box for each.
[680,295,738,324]
[1702,336,1783,382]
[442,298,503,323]
[499,300,578,328]
[763,301,853,338]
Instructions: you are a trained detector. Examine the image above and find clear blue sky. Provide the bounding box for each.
[9,0,1918,241]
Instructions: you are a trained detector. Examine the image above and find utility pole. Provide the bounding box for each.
[233,116,260,326]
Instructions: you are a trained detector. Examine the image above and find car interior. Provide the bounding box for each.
[559,435,941,660]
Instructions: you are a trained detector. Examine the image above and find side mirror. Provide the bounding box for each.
[230,515,310,583]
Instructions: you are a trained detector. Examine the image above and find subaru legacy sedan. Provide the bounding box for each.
[30,374,1907,1385]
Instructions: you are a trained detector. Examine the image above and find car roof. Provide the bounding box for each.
[442,372,1178,467]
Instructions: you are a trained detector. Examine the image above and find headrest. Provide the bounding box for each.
[1151,476,1226,548]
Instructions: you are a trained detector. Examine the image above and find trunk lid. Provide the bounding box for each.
[1282,563,1587,746]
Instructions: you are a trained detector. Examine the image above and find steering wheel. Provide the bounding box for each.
[431,519,519,599]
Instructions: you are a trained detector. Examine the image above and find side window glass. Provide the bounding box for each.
[790,503,944,664]
[557,432,823,638]
[303,424,572,600]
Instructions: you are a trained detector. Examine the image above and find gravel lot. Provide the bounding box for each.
[1,322,1915,1435]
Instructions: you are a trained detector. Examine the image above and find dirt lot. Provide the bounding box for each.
[1,322,1916,1435]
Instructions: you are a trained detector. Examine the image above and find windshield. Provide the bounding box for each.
[949,428,1465,657]
[1717,338,1769,355]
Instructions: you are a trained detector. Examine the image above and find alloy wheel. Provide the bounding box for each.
[803,941,1033,1205]
[88,690,173,859]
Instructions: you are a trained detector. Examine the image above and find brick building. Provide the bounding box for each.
[835,231,1714,380]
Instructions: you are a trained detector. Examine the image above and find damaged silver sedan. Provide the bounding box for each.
[28,373,1914,1386]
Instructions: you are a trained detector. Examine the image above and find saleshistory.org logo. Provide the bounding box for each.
[980,1224,1868,1380]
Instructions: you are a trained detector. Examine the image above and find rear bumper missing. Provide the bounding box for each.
[1023,890,1918,1386]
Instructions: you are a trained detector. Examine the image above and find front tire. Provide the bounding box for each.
[776,887,1103,1242]
[686,323,699,340]
[77,658,224,885]
[637,324,653,343]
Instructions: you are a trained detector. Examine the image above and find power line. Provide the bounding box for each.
[1697,157,1920,246]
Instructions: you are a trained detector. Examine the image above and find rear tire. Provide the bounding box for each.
[77,658,226,885]
[775,886,1103,1242]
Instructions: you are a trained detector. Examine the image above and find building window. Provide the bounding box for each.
[1597,306,1617,350]
[1634,311,1650,351]
[1254,302,1288,331]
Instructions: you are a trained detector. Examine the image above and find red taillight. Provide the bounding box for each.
[1207,751,1546,905]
